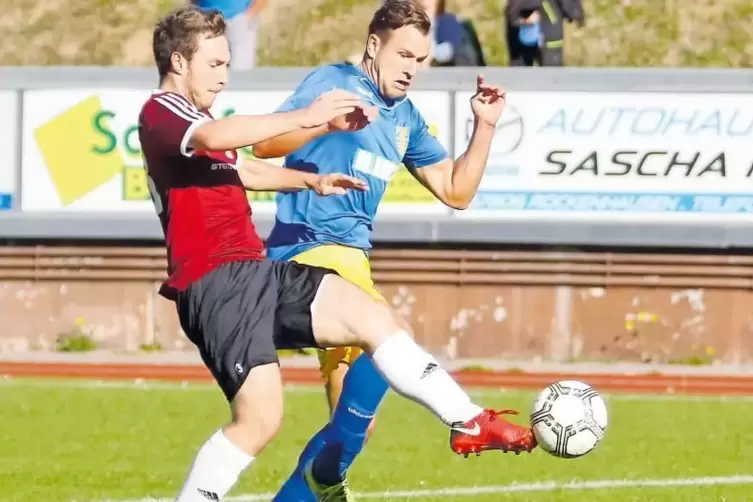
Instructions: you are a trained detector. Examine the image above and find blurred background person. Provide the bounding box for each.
[421,0,485,67]
[191,0,268,69]
[504,0,584,67]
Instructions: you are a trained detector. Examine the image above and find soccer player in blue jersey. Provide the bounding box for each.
[253,1,530,500]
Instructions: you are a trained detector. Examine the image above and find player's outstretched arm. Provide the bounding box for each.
[409,76,503,210]
[411,122,495,210]
[238,158,368,195]
[191,90,365,152]
[253,97,377,158]
[252,123,330,159]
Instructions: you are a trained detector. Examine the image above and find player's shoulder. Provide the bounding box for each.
[300,63,357,88]
[311,62,357,79]
[140,91,206,125]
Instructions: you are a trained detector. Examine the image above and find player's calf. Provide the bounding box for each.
[325,362,378,441]
[175,363,284,502]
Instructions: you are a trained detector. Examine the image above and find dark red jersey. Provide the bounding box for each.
[138,91,265,300]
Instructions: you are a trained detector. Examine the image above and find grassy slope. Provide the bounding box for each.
[4,0,753,67]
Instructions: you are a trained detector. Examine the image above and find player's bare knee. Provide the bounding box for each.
[230,397,283,452]
[389,307,412,334]
[232,387,284,429]
[359,297,399,340]
[254,405,284,442]
[358,301,414,352]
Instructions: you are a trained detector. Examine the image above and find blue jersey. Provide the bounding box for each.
[265,63,448,260]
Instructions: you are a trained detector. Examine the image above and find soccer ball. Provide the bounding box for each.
[530,380,608,458]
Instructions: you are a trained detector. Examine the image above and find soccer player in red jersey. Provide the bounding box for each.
[140,6,536,502]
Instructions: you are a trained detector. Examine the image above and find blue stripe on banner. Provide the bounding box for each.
[471,191,753,213]
[0,193,11,211]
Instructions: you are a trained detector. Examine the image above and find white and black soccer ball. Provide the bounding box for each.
[530,380,608,458]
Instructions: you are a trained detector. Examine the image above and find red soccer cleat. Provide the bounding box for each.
[450,409,537,457]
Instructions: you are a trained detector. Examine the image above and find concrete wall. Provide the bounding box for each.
[2,245,750,364]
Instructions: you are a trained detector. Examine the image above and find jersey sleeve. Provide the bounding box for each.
[145,93,210,157]
[403,106,449,169]
[275,66,342,112]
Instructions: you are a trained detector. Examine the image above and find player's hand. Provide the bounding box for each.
[327,103,379,132]
[301,90,366,128]
[469,75,507,128]
[311,173,369,196]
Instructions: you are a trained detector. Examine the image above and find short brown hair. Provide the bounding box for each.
[152,6,226,79]
[368,0,431,37]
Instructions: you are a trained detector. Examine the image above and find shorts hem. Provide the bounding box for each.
[224,356,280,403]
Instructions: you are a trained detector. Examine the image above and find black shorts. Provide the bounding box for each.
[175,259,337,402]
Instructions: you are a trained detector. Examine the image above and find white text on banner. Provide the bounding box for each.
[454,91,753,221]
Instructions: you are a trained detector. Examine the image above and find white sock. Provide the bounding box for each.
[370,331,484,426]
[176,429,254,502]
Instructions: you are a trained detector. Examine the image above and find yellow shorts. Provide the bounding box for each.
[290,244,385,383]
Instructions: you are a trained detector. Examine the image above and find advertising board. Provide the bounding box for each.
[21,89,451,216]
[454,91,753,220]
[0,91,18,211]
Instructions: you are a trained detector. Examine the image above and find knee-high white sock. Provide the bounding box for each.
[176,429,254,502]
[370,331,483,426]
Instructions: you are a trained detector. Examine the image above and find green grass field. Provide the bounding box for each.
[1,378,751,502]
